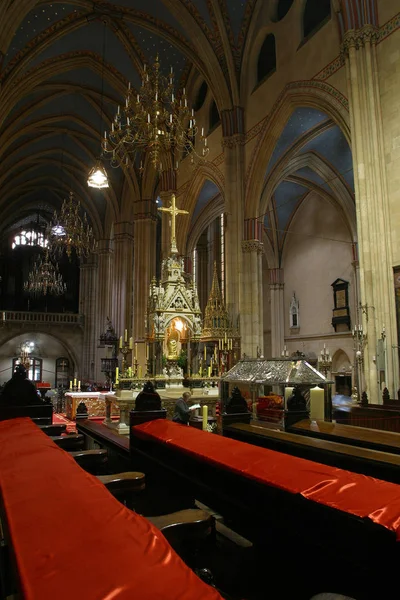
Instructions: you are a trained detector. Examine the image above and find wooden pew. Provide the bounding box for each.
[0,418,222,600]
[0,403,53,425]
[39,424,66,436]
[69,449,108,473]
[224,422,400,484]
[130,418,400,600]
[290,419,400,455]
[50,433,84,450]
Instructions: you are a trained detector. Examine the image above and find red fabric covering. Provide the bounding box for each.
[0,418,222,600]
[133,419,400,540]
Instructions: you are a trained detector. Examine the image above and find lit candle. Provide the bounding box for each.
[124,329,128,343]
[69,380,72,390]
[119,336,123,349]
[115,367,119,384]
[78,381,81,390]
[202,405,208,431]
[310,386,325,421]
[73,378,77,387]
[208,366,211,378]
[129,337,133,350]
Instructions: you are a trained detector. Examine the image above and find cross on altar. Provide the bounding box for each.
[158,194,188,254]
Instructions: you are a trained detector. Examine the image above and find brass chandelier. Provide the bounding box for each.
[24,250,66,297]
[103,55,209,172]
[48,191,96,259]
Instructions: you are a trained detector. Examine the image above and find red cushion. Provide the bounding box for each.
[0,418,222,600]
[133,419,400,540]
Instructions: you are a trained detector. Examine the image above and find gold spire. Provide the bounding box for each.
[201,262,232,341]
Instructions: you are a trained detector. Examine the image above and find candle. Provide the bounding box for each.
[284,387,294,403]
[119,336,123,349]
[310,386,325,421]
[69,380,72,390]
[208,366,211,378]
[135,343,138,360]
[204,346,207,361]
[214,345,217,359]
[138,366,142,379]
[146,344,149,360]
[73,378,77,387]
[115,367,119,384]
[129,337,133,350]
[124,329,128,343]
[202,405,208,431]
[78,381,81,390]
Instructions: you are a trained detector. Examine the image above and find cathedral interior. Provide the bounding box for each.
[1,2,400,599]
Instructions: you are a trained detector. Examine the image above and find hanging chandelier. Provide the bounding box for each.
[87,157,109,189]
[103,55,209,172]
[48,191,96,259]
[24,250,67,296]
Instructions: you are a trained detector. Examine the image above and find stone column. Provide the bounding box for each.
[342,25,398,401]
[221,108,245,335]
[111,222,134,340]
[269,268,285,359]
[196,234,209,313]
[96,239,112,338]
[79,257,98,382]
[133,199,157,349]
[241,236,264,357]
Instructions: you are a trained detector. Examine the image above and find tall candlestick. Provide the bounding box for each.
[129,337,133,350]
[115,367,119,384]
[124,329,128,343]
[310,386,324,421]
[202,405,208,431]
[119,336,123,349]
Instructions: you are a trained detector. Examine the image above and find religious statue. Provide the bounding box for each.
[167,322,180,360]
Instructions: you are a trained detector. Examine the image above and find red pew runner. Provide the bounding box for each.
[133,419,400,540]
[0,418,222,600]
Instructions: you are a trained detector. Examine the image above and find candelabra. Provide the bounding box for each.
[352,324,366,402]
[119,338,133,378]
[318,344,332,377]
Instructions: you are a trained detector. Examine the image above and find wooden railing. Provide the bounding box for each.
[1,310,84,326]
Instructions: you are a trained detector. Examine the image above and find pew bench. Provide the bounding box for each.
[130,418,400,600]
[290,418,400,455]
[50,433,84,450]
[0,418,222,600]
[39,423,66,436]
[69,448,108,473]
[224,422,400,484]
[0,403,53,425]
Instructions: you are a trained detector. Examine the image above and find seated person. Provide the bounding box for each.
[172,392,200,425]
[0,364,43,406]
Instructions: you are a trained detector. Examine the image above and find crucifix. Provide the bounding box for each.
[158,193,188,254]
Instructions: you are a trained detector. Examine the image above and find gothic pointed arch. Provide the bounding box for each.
[245,80,350,219]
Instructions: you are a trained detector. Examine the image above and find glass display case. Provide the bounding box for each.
[222,357,333,424]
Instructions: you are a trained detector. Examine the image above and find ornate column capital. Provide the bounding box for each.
[268,267,284,290]
[133,199,158,222]
[341,25,380,55]
[241,239,263,254]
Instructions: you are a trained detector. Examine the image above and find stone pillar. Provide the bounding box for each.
[96,239,112,337]
[133,199,157,349]
[221,108,245,334]
[196,234,209,313]
[269,268,285,359]
[79,257,98,382]
[342,25,398,401]
[111,222,134,340]
[241,234,264,357]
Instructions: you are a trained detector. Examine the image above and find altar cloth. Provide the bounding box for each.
[0,418,222,600]
[133,419,400,540]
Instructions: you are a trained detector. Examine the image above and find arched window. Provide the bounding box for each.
[275,0,294,21]
[257,34,276,84]
[193,81,208,111]
[303,0,331,39]
[209,100,220,131]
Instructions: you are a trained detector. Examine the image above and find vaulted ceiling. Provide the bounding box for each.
[0,0,258,241]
